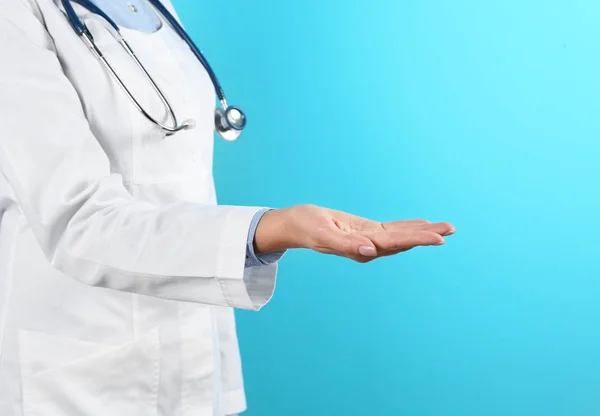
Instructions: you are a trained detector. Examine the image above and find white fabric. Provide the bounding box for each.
[0,0,279,415]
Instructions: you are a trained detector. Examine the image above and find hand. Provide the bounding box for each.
[254,204,455,263]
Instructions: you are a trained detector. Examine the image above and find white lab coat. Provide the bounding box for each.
[0,1,279,415]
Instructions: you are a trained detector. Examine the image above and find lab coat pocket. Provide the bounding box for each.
[132,126,207,185]
[19,328,160,416]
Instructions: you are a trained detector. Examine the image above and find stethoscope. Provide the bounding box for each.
[61,0,246,141]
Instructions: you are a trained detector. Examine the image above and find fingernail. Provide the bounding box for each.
[435,239,446,246]
[358,246,377,256]
[443,228,456,236]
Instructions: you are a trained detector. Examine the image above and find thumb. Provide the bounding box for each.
[335,232,378,258]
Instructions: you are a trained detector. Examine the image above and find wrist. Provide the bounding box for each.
[253,207,301,254]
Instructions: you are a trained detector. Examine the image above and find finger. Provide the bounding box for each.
[418,222,456,236]
[369,230,445,252]
[383,220,456,234]
[381,248,410,257]
[378,225,455,256]
[382,219,430,229]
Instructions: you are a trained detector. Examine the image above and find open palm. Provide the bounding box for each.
[301,205,455,262]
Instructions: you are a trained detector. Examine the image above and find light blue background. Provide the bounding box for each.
[174,1,600,415]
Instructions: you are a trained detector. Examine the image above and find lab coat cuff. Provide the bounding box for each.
[221,388,247,416]
[217,206,279,310]
[220,263,278,310]
[245,208,286,268]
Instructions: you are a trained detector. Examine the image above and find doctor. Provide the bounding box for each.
[0,0,455,415]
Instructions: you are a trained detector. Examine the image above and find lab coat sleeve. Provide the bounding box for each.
[0,1,277,311]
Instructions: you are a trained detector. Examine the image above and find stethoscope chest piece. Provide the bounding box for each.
[215,106,246,141]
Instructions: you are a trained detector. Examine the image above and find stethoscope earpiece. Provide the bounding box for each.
[182,119,196,130]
